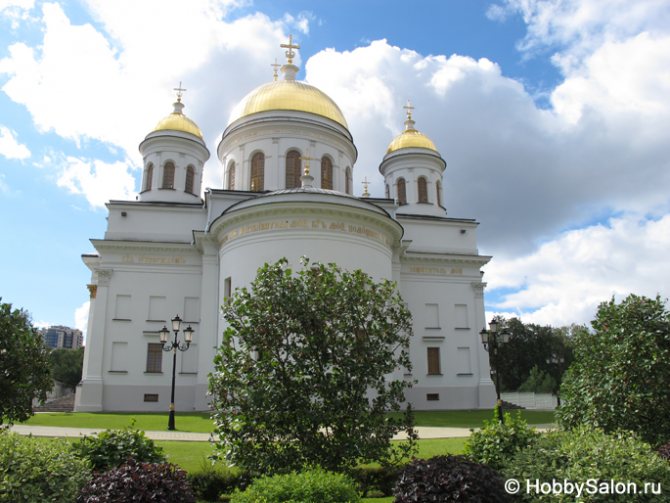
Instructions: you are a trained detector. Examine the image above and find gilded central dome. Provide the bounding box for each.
[231,79,349,129]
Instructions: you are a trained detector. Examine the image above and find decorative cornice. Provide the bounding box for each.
[87,284,97,299]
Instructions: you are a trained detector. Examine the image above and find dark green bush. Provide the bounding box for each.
[465,407,540,469]
[659,441,670,461]
[188,462,251,501]
[393,455,511,503]
[505,427,670,502]
[0,432,91,503]
[229,468,361,502]
[349,465,401,497]
[77,459,195,503]
[71,425,165,471]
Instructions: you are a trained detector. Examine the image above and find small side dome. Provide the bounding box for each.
[386,100,438,154]
[152,94,204,139]
[387,129,437,153]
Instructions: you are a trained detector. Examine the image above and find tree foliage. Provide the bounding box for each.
[493,317,575,394]
[558,294,670,446]
[0,299,52,425]
[209,258,415,474]
[49,347,84,391]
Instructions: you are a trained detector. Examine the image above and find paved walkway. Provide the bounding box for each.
[9,424,556,442]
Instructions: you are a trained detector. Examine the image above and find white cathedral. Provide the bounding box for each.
[75,39,495,413]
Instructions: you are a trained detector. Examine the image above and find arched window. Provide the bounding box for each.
[345,167,352,194]
[397,177,407,205]
[162,161,175,189]
[185,165,195,194]
[417,176,428,203]
[250,152,264,192]
[436,180,443,207]
[321,156,333,190]
[385,184,390,199]
[285,150,301,188]
[227,161,236,190]
[143,163,153,191]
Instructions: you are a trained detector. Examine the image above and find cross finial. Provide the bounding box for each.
[362,177,371,197]
[403,99,416,130]
[271,59,281,81]
[299,152,318,177]
[280,34,300,65]
[173,81,187,103]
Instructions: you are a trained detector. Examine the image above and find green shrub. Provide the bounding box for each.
[230,468,361,503]
[393,455,511,503]
[348,465,401,497]
[465,407,540,469]
[71,425,165,471]
[188,462,252,501]
[0,432,91,503]
[77,459,195,503]
[505,427,670,502]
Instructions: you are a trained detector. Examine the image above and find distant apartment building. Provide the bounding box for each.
[41,325,84,350]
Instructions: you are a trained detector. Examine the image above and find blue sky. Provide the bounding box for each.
[1,0,670,335]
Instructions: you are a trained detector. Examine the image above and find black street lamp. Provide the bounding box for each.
[159,315,194,431]
[480,319,509,423]
[546,354,566,406]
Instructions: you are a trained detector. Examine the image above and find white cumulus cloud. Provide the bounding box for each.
[56,156,137,208]
[74,300,90,342]
[0,125,30,159]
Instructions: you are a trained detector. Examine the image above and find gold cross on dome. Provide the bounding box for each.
[271,59,280,81]
[403,99,414,121]
[280,34,300,64]
[362,177,371,197]
[173,81,187,102]
[299,152,318,176]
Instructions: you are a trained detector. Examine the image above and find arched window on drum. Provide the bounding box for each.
[250,152,264,192]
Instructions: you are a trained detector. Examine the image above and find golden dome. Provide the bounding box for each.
[387,128,438,153]
[153,100,204,139]
[231,79,349,129]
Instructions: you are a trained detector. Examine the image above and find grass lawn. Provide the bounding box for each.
[23,411,214,432]
[24,409,555,431]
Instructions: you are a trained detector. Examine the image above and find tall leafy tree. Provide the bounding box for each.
[558,294,670,445]
[0,299,52,425]
[494,318,574,393]
[49,347,84,391]
[209,258,416,474]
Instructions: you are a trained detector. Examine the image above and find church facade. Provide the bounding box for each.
[75,41,495,412]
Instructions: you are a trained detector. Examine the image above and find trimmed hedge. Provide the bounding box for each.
[71,426,165,471]
[0,432,91,503]
[230,468,360,503]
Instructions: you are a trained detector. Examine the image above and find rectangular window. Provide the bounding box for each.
[143,394,159,402]
[148,296,166,321]
[224,277,232,302]
[456,346,473,375]
[111,341,128,371]
[427,347,441,375]
[146,343,163,373]
[180,343,197,374]
[425,303,440,328]
[455,304,469,329]
[115,294,132,320]
[426,393,440,401]
[184,297,200,323]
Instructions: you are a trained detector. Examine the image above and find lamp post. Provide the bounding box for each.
[159,315,194,431]
[480,319,509,423]
[546,354,566,406]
